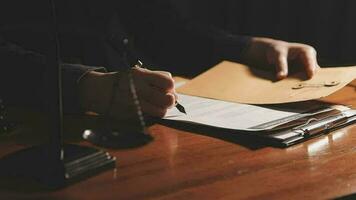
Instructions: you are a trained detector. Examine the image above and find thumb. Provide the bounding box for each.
[155,71,177,96]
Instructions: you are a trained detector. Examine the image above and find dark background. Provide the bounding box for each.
[2,0,356,69]
[171,0,356,66]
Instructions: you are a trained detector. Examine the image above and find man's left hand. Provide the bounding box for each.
[243,37,320,80]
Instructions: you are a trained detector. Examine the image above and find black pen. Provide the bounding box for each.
[175,101,186,114]
[107,35,187,115]
[134,58,187,115]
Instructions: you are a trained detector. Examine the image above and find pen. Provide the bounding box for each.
[107,35,187,115]
[175,101,187,114]
[134,58,187,115]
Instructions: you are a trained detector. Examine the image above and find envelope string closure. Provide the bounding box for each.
[292,81,340,89]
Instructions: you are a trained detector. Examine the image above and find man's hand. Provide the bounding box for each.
[79,67,177,119]
[243,37,320,80]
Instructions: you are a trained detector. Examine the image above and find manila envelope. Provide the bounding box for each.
[177,61,356,104]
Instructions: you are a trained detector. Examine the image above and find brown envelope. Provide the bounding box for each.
[177,61,356,104]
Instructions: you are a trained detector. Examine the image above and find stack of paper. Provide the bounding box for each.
[163,61,356,147]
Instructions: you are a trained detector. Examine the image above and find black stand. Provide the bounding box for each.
[0,98,17,135]
[83,35,153,149]
[0,144,116,189]
[0,0,116,189]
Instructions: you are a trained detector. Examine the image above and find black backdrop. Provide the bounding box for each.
[171,0,356,66]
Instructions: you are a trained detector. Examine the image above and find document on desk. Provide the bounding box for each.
[164,94,346,132]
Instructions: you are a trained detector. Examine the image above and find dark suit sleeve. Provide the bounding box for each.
[0,36,105,113]
[116,0,251,75]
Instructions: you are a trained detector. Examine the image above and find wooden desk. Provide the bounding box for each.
[0,81,355,200]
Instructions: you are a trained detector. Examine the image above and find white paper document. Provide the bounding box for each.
[164,94,334,131]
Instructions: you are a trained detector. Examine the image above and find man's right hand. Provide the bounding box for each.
[79,67,177,119]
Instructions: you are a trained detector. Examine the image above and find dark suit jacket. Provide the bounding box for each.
[0,0,250,113]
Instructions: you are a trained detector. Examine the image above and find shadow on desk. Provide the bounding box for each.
[0,177,49,194]
[157,119,269,150]
[335,193,356,200]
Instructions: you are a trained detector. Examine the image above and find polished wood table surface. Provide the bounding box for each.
[0,80,355,200]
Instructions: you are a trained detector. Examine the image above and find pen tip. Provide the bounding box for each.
[176,103,187,115]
